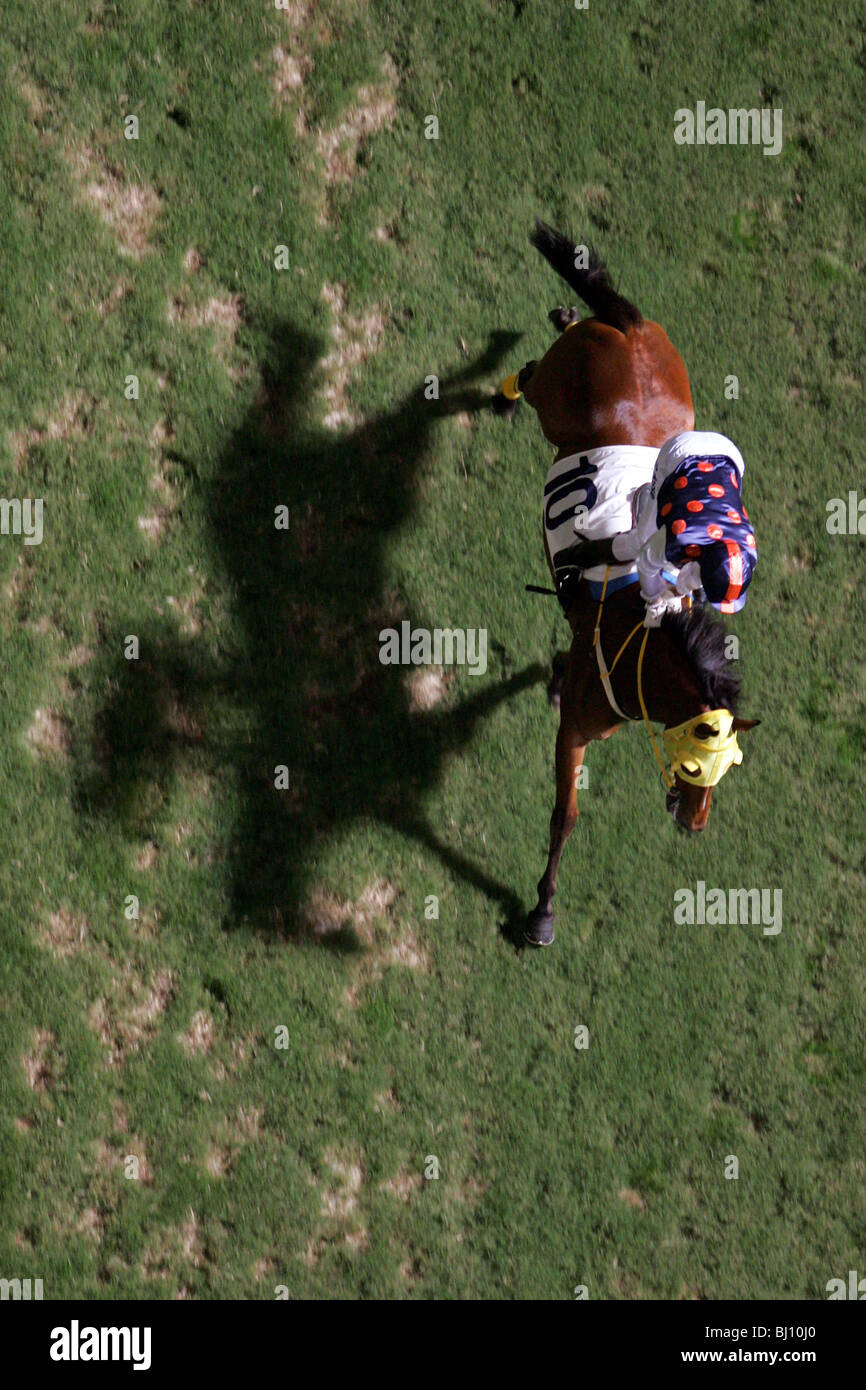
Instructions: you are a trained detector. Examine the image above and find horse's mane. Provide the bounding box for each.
[660,605,741,714]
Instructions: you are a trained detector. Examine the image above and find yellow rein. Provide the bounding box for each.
[636,624,674,788]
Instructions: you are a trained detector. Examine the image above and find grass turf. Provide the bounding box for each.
[0,0,864,1299]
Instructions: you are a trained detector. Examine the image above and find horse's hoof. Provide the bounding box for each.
[548,305,580,333]
[524,909,555,947]
[491,391,519,419]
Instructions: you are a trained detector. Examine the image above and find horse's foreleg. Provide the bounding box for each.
[525,721,586,946]
[491,360,537,418]
[547,651,569,709]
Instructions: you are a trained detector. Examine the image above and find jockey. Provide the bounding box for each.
[560,430,757,618]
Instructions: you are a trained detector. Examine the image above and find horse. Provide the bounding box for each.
[494,222,760,947]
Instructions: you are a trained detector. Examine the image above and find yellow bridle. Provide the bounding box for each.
[593,568,743,790]
[661,709,743,787]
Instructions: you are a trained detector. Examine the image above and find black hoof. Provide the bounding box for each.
[524,909,555,947]
[548,305,580,333]
[491,391,519,419]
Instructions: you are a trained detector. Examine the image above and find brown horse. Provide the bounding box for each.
[495,223,759,946]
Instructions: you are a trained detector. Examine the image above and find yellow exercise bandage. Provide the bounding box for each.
[500,372,522,401]
[662,708,743,788]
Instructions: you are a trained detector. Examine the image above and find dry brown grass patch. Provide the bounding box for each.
[76,1207,105,1242]
[315,56,398,187]
[333,1042,358,1071]
[320,1150,364,1220]
[167,291,247,380]
[379,1169,423,1203]
[233,1105,263,1142]
[178,1009,215,1055]
[137,507,172,542]
[373,1088,400,1114]
[273,46,313,102]
[2,554,35,608]
[23,1029,59,1092]
[68,143,161,259]
[139,417,182,542]
[279,0,314,26]
[579,183,612,208]
[19,78,49,122]
[88,966,176,1067]
[10,390,98,471]
[25,707,71,759]
[618,1187,646,1210]
[384,926,426,970]
[133,907,162,941]
[407,666,453,712]
[344,1228,370,1252]
[304,876,429,1011]
[96,279,132,317]
[302,1149,370,1260]
[319,281,387,431]
[92,1140,116,1174]
[142,1210,206,1281]
[134,841,160,872]
[179,1213,204,1263]
[41,908,89,957]
[205,1147,232,1177]
[781,552,813,573]
[64,644,95,668]
[199,1104,261,1179]
[150,418,175,453]
[302,876,396,941]
[168,292,244,334]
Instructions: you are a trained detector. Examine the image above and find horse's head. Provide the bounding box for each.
[664,713,760,833]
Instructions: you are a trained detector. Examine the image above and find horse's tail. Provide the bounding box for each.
[530,219,643,333]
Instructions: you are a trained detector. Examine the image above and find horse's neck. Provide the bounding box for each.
[647,636,708,729]
[592,598,706,729]
[603,606,706,727]
[657,686,708,729]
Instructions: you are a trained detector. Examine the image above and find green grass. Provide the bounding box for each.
[0,0,864,1299]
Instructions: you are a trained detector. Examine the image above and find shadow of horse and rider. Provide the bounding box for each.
[76,223,759,948]
[75,321,543,941]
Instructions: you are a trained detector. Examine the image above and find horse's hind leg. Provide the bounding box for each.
[491,360,537,418]
[525,716,586,946]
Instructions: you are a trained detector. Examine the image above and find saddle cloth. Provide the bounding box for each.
[543,445,659,589]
